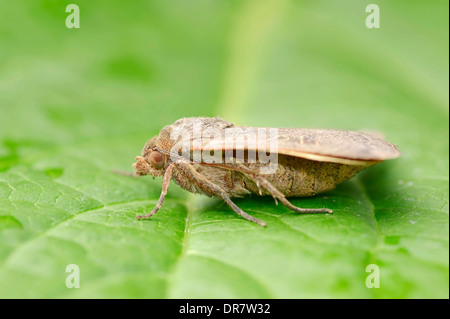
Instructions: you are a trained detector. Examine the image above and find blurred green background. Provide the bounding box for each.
[0,0,448,298]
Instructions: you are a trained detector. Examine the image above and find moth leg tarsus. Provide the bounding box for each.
[136,163,174,221]
[177,161,267,227]
[280,200,333,214]
[136,210,157,220]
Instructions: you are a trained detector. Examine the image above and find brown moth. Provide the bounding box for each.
[133,117,400,227]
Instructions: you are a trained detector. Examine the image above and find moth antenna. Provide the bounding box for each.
[112,169,139,178]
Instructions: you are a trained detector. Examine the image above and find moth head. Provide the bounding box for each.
[133,136,167,177]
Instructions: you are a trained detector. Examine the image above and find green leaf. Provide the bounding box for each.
[0,0,448,298]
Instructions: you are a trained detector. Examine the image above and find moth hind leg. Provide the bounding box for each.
[242,169,332,214]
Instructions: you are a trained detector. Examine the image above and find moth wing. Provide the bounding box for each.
[191,127,401,165]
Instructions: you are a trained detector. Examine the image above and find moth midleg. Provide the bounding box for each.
[235,164,333,214]
[136,163,174,220]
[176,161,267,227]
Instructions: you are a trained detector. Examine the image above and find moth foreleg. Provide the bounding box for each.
[239,166,333,214]
[136,163,174,220]
[177,161,267,227]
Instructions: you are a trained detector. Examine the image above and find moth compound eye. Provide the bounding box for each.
[148,151,164,169]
